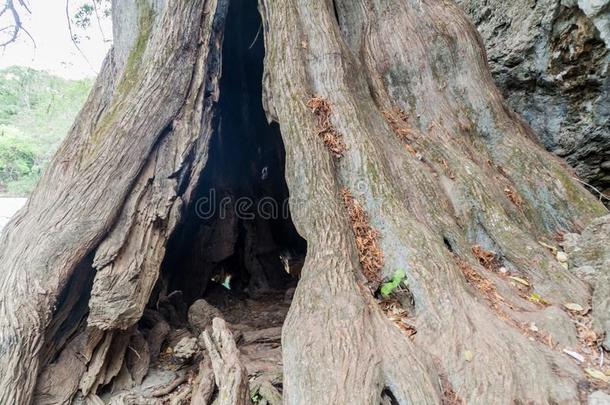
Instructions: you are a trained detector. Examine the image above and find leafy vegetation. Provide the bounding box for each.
[380,269,407,298]
[0,66,93,196]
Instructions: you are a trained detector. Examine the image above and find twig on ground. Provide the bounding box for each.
[151,374,188,397]
[572,177,610,202]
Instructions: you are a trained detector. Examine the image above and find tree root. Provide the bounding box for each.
[152,374,189,398]
[203,318,252,405]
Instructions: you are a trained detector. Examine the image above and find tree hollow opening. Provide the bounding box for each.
[158,0,306,311]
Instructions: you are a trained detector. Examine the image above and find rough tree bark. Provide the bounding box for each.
[0,0,607,404]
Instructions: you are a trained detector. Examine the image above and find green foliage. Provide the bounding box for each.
[0,66,93,196]
[71,0,112,43]
[380,269,407,298]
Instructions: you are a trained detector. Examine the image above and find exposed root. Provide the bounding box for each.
[456,256,561,349]
[202,318,252,405]
[341,188,384,285]
[306,96,346,158]
[152,374,189,397]
[469,246,549,308]
[456,256,504,312]
[439,374,464,405]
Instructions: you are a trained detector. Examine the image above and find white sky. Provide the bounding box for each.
[0,0,112,79]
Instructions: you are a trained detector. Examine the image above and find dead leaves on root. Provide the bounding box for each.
[459,248,610,388]
[456,255,557,347]
[439,374,464,405]
[471,245,500,272]
[307,96,346,158]
[341,188,384,285]
[379,298,417,338]
[504,187,524,209]
[382,107,415,143]
[383,107,426,160]
[470,245,548,307]
[456,256,504,313]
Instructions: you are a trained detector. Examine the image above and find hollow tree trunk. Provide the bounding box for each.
[0,0,607,404]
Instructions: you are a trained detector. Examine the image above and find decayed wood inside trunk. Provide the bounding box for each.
[0,0,607,404]
[30,0,306,403]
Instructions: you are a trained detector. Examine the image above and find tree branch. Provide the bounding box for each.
[0,1,22,47]
[91,0,108,43]
[0,0,35,48]
[65,0,96,73]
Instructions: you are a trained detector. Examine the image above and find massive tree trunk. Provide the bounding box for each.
[0,0,607,404]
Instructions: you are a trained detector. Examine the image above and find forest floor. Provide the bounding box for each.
[94,286,290,404]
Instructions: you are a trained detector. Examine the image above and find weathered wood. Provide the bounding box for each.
[0,0,607,403]
[259,0,607,403]
[240,326,282,345]
[151,374,188,398]
[0,0,229,402]
[191,358,215,405]
[126,330,150,385]
[33,328,104,405]
[202,318,252,405]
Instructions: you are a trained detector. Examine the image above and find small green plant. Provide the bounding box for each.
[380,269,407,298]
[529,292,549,306]
[250,389,262,403]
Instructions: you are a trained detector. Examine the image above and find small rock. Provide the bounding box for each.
[556,251,568,263]
[560,233,581,256]
[564,303,584,312]
[588,390,610,405]
[188,299,223,335]
[173,337,198,361]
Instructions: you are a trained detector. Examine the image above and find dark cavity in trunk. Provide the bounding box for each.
[159,0,306,306]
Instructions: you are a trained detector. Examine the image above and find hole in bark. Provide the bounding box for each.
[158,0,305,312]
[443,236,454,253]
[332,0,341,27]
[41,253,96,365]
[380,387,400,405]
[139,0,307,393]
[150,0,307,350]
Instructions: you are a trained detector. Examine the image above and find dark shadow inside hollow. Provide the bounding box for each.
[41,253,96,365]
[159,0,306,305]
